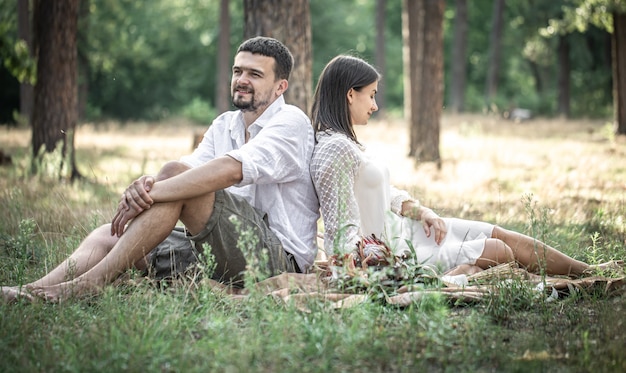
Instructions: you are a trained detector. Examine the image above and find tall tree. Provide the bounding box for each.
[485,0,505,108]
[449,0,468,113]
[375,0,387,118]
[557,34,571,117]
[77,0,89,121]
[243,0,312,114]
[216,0,231,114]
[17,0,33,125]
[547,0,626,134]
[614,10,626,134]
[31,0,80,179]
[403,0,444,166]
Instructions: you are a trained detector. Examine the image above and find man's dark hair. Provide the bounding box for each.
[237,36,294,81]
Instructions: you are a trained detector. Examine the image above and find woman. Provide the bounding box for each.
[310,55,611,277]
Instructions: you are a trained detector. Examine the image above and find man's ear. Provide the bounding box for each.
[275,79,288,96]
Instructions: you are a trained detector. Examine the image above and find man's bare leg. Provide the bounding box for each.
[1,224,120,303]
[0,286,33,303]
[29,201,184,301]
[31,224,120,287]
[3,162,205,303]
[30,186,216,302]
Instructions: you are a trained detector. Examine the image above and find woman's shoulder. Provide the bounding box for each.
[312,131,362,173]
[314,131,360,155]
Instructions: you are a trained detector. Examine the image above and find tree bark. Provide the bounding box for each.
[216,0,231,114]
[77,0,89,121]
[32,0,81,179]
[528,60,543,94]
[449,0,468,113]
[243,0,312,115]
[375,0,387,119]
[557,34,571,118]
[17,0,33,125]
[613,11,626,135]
[485,0,505,108]
[403,0,444,165]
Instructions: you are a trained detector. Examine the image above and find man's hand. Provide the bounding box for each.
[110,175,155,237]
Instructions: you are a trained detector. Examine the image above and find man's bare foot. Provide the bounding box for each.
[1,286,34,304]
[29,280,101,303]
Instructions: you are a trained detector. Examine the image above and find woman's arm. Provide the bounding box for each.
[400,200,448,245]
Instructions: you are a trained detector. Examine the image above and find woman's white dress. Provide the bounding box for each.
[310,131,494,272]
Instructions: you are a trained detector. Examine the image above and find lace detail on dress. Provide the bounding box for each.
[390,186,414,215]
[311,132,363,255]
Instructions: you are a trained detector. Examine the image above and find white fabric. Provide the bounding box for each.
[310,131,493,272]
[180,96,320,271]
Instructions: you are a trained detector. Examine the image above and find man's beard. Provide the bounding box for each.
[233,96,257,111]
[232,87,269,112]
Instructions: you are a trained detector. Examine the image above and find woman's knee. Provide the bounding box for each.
[491,225,514,240]
[476,238,514,268]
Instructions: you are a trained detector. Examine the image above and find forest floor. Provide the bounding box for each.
[1,113,625,372]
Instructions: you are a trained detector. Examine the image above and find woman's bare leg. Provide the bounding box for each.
[443,238,515,276]
[474,238,516,269]
[492,226,588,276]
[444,264,484,276]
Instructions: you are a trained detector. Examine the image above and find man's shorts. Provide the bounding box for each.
[146,189,299,286]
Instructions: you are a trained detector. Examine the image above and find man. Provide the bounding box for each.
[1,37,319,303]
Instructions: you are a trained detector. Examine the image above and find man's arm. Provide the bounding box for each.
[148,155,242,202]
[111,156,242,236]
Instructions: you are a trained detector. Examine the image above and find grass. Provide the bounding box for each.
[1,115,626,372]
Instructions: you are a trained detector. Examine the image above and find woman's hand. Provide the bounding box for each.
[420,207,447,245]
[110,175,156,237]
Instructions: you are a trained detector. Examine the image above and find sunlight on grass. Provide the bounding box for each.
[1,115,626,372]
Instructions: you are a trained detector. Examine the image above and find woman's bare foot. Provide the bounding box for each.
[444,264,484,276]
[1,286,34,303]
[583,260,625,277]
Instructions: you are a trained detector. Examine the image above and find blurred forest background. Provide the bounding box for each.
[0,0,622,121]
[0,0,625,176]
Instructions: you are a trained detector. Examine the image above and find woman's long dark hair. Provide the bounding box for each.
[311,55,381,144]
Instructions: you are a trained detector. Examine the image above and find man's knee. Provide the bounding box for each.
[92,224,120,251]
[157,161,190,181]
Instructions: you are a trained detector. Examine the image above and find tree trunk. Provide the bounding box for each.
[32,0,81,179]
[216,0,231,114]
[485,0,505,108]
[403,0,444,165]
[77,0,89,121]
[243,0,312,115]
[449,0,468,113]
[17,0,33,125]
[613,11,626,135]
[557,34,571,118]
[375,0,387,119]
[528,60,543,94]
